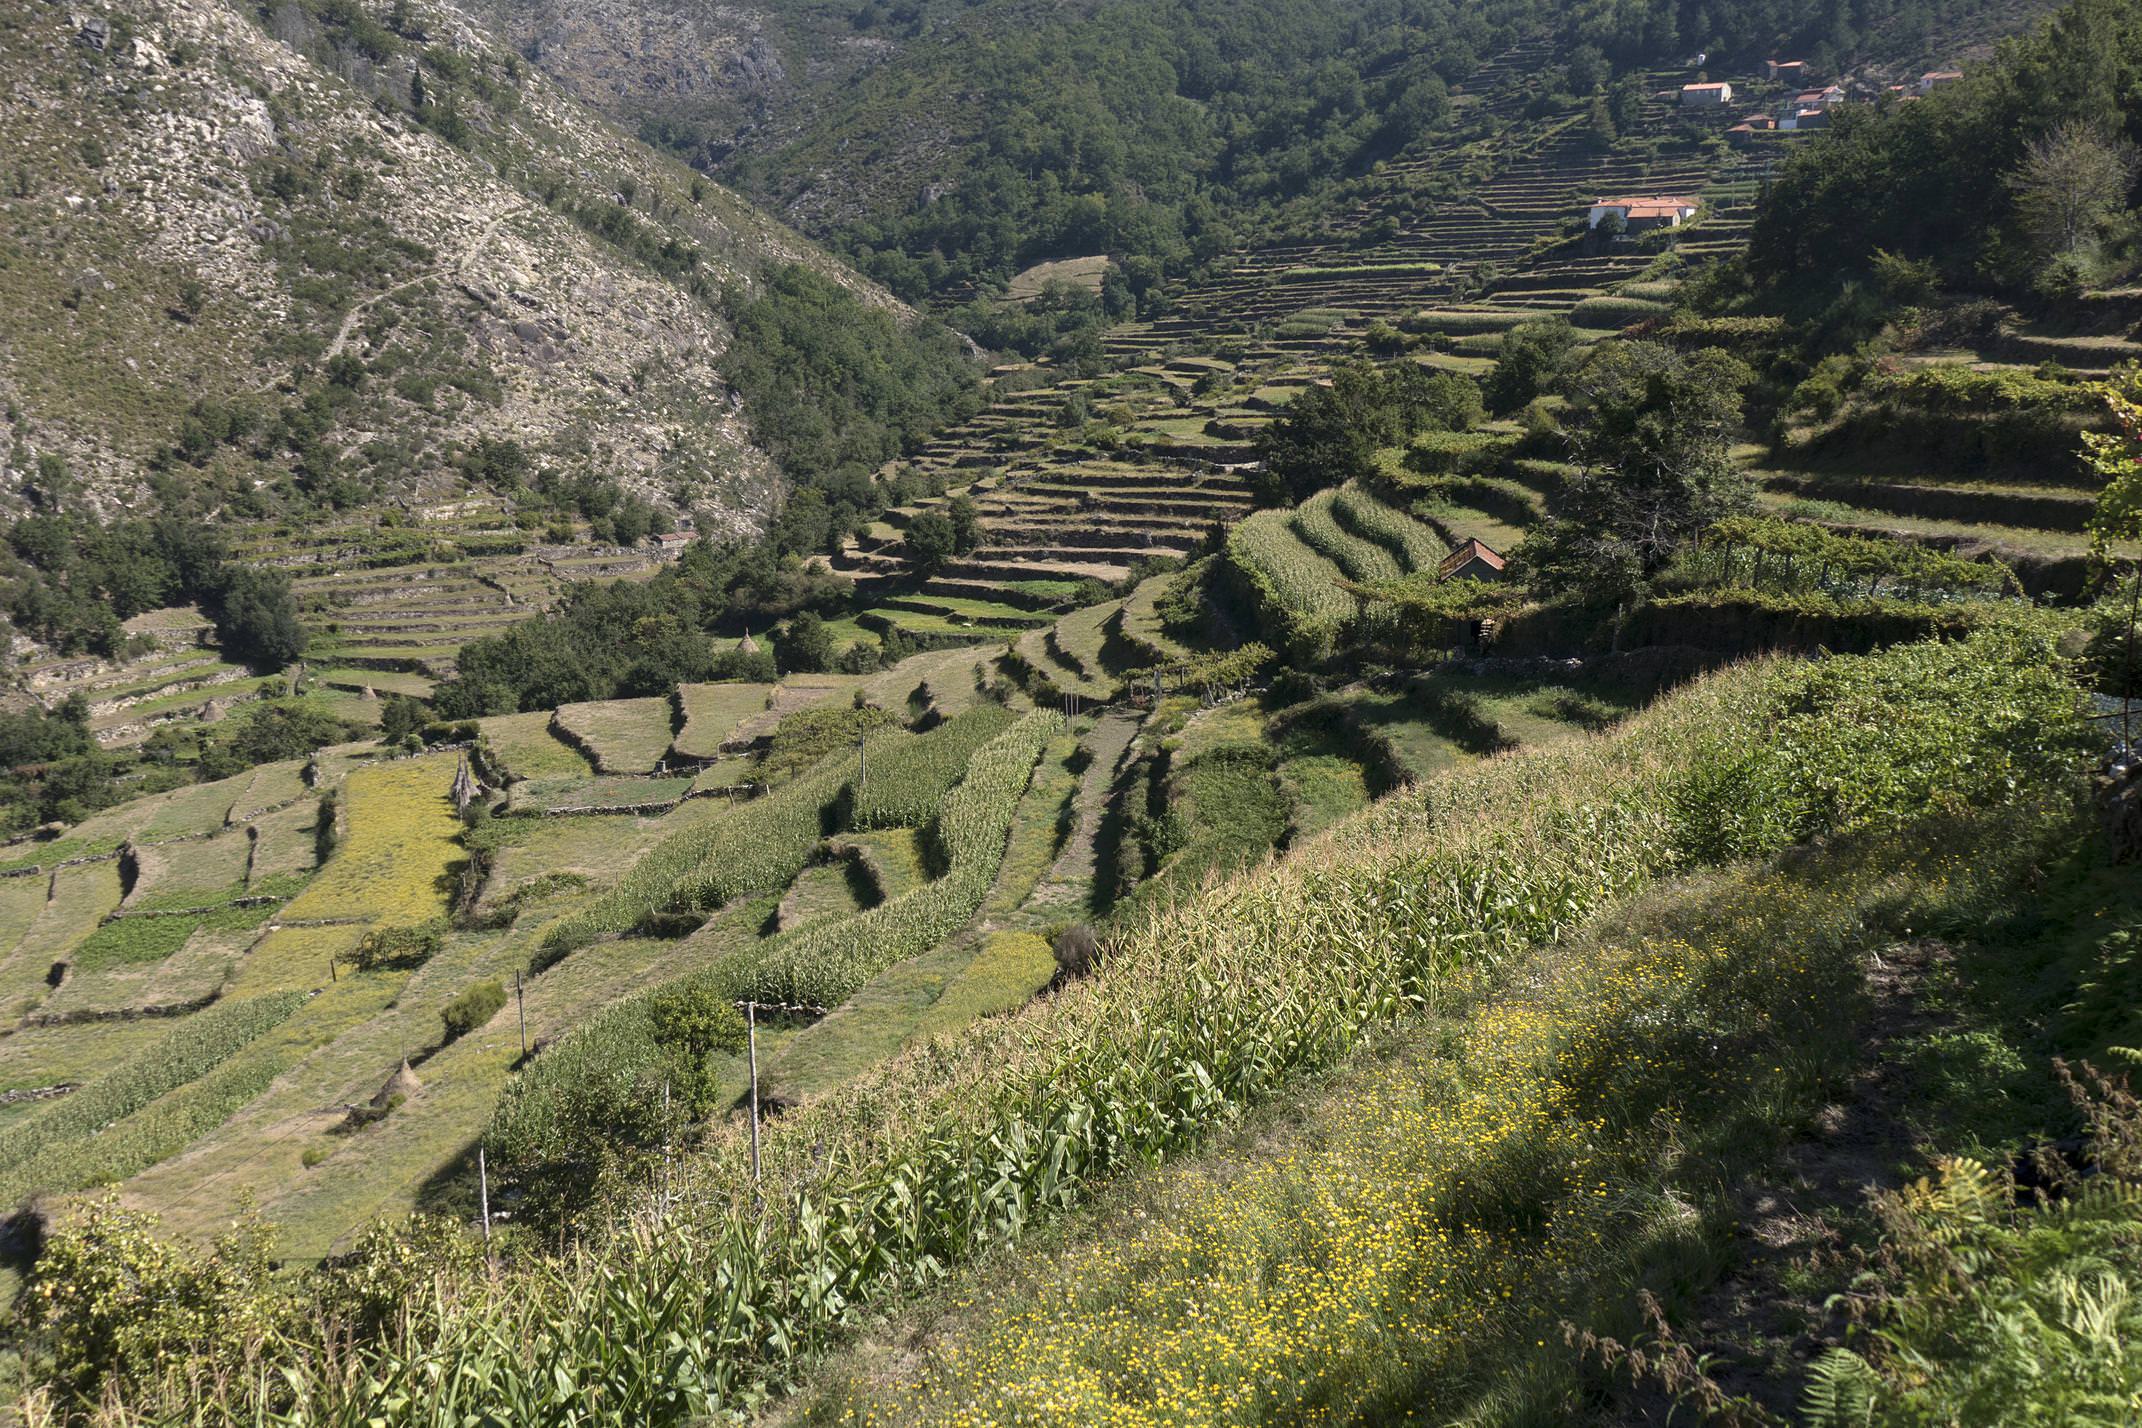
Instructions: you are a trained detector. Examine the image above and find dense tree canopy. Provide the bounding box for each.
[1744,0,2142,303]
[1521,342,1755,597]
[722,264,982,481]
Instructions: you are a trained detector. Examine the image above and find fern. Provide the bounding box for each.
[1800,1349,1880,1427]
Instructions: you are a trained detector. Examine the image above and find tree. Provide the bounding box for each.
[2009,120,2138,261]
[778,610,837,673]
[947,495,983,555]
[1253,361,1400,506]
[904,510,958,577]
[210,568,307,670]
[1520,342,1755,598]
[1485,319,1580,417]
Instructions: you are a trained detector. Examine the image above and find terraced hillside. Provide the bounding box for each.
[0,563,1651,1257]
[1749,301,2142,598]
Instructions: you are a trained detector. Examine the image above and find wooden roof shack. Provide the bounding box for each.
[1681,80,1734,106]
[1437,539,1508,584]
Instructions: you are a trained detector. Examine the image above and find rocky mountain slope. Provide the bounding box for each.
[0,0,903,534]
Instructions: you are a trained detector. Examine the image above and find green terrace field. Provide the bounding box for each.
[0,582,1712,1265]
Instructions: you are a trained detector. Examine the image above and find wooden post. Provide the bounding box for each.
[328,957,337,983]
[856,735,866,794]
[477,1145,492,1247]
[746,1000,762,1203]
[514,969,526,1059]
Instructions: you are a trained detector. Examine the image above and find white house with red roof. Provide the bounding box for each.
[1587,195,1700,232]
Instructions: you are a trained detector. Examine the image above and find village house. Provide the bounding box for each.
[653,530,694,556]
[1437,538,1508,584]
[1920,69,1963,91]
[1728,113,1777,135]
[1587,195,1700,233]
[1794,84,1846,109]
[1765,59,1807,81]
[1779,107,1831,131]
[1681,81,1733,106]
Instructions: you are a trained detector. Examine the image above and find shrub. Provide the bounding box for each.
[439,979,507,1041]
[349,918,446,971]
[485,981,744,1225]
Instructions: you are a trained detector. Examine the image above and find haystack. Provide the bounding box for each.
[372,1059,421,1109]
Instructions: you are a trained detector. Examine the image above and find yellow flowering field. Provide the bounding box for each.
[279,756,462,928]
[821,812,2038,1427]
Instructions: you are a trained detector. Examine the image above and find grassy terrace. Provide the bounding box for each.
[551,696,678,774]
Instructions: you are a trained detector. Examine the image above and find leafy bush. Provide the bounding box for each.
[1671,626,2092,862]
[349,919,445,972]
[1395,430,1519,481]
[485,980,744,1225]
[25,1198,282,1405]
[439,979,507,1041]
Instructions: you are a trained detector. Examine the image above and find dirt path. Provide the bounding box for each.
[1022,708,1140,924]
[255,203,525,393]
[1628,937,1954,1423]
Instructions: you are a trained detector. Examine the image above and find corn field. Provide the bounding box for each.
[1224,510,1356,659]
[1331,483,1447,573]
[1290,489,1405,584]
[0,992,307,1203]
[536,740,861,960]
[841,706,1016,832]
[724,710,1061,1007]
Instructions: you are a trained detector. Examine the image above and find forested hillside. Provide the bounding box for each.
[495,0,2061,307]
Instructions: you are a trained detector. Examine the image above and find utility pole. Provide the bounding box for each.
[746,1000,762,1207]
[514,969,526,1059]
[856,735,866,793]
[477,1145,492,1248]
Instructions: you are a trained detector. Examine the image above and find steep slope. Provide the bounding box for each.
[0,0,907,533]
[488,0,2070,310]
